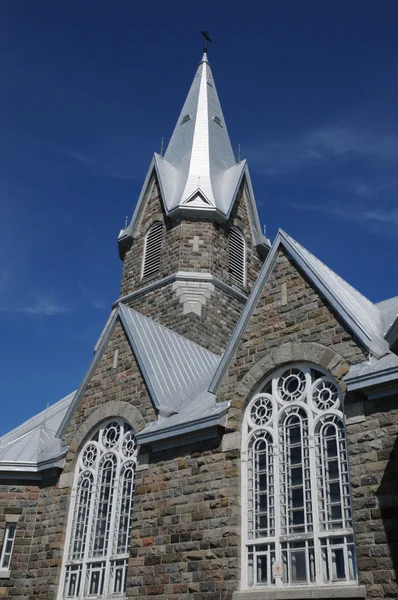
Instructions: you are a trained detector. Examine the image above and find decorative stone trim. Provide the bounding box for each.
[235,342,349,401]
[4,514,20,523]
[232,586,366,600]
[0,569,11,579]
[70,401,146,455]
[222,431,241,452]
[172,280,215,316]
[58,471,74,490]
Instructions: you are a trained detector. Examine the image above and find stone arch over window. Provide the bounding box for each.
[58,419,138,599]
[142,221,163,279]
[241,362,356,589]
[229,226,246,286]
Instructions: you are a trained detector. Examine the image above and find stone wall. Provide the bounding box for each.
[118,177,264,353]
[345,394,398,600]
[120,179,263,301]
[125,283,244,355]
[0,482,40,599]
[127,436,241,600]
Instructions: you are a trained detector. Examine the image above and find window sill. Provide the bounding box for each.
[0,569,11,579]
[233,585,366,600]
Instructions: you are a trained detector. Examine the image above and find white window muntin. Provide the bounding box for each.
[0,522,17,570]
[242,363,356,589]
[59,420,137,599]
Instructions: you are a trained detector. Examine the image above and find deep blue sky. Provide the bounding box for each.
[1,1,398,434]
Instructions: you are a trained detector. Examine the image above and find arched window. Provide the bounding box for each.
[142,221,163,279]
[59,420,137,599]
[229,227,246,286]
[242,364,356,589]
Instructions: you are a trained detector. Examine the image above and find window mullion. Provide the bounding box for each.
[273,415,282,587]
[82,453,100,597]
[104,455,121,596]
[308,391,323,585]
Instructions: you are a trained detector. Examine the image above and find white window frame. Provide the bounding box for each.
[58,420,138,600]
[241,363,357,590]
[141,221,163,280]
[228,226,246,287]
[0,522,17,573]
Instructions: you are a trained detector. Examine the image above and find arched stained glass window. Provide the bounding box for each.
[242,364,356,589]
[59,420,137,599]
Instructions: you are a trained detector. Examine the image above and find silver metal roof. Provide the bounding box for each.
[119,304,221,414]
[0,392,74,472]
[281,231,388,357]
[377,296,398,332]
[158,50,239,213]
[345,351,398,391]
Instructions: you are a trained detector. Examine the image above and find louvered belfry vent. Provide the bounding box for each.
[142,222,163,279]
[229,227,246,286]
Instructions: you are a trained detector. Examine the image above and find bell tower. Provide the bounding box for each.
[116,50,269,354]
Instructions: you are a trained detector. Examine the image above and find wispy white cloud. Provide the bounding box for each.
[78,282,107,310]
[23,135,141,180]
[0,292,71,316]
[291,202,398,227]
[248,124,398,176]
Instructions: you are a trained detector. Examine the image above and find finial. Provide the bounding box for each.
[237,144,241,164]
[200,30,212,53]
[263,224,267,237]
[160,137,164,157]
[125,216,128,228]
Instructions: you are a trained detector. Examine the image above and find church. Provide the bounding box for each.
[1,47,398,600]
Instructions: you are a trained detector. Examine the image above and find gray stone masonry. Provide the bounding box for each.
[119,177,263,353]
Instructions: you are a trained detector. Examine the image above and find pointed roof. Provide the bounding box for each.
[210,230,390,393]
[118,51,268,254]
[57,304,222,437]
[158,50,241,212]
[0,392,74,473]
[118,304,221,413]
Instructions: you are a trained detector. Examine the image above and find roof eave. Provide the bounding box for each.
[137,406,229,447]
[345,364,398,393]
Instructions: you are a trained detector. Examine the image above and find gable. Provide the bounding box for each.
[59,315,157,446]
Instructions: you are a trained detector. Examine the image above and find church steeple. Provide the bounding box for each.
[152,49,247,217]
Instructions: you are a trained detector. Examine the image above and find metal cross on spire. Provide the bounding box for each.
[200,30,212,52]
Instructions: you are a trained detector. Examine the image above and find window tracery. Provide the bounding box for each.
[59,420,137,599]
[242,364,356,589]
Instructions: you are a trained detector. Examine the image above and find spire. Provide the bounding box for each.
[154,50,246,216]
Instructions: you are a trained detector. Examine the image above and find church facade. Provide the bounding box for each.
[1,50,398,600]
